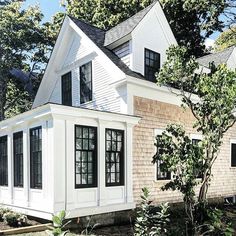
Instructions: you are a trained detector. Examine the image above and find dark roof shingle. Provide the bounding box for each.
[70,17,144,79]
[197,46,235,68]
[104,2,156,46]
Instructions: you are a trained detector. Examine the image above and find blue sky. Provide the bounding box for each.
[23,0,64,22]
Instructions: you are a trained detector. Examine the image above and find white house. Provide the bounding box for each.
[1,1,236,220]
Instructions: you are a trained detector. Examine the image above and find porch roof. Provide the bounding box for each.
[0,103,141,129]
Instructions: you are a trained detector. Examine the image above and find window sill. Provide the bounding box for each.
[153,179,171,184]
[80,100,93,106]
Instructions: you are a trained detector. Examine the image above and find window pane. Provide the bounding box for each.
[13,131,23,188]
[80,62,92,104]
[105,129,124,186]
[75,125,97,188]
[30,127,42,189]
[144,49,160,82]
[156,134,171,180]
[61,72,72,106]
[232,143,236,167]
[0,136,8,186]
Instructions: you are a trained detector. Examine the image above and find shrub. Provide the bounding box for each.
[47,210,71,236]
[3,211,27,227]
[134,187,169,236]
[0,207,11,221]
[197,207,234,236]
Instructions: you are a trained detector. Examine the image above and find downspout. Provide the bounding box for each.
[64,120,67,213]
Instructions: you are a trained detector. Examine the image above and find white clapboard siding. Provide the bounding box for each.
[63,35,90,68]
[49,35,122,113]
[80,59,121,113]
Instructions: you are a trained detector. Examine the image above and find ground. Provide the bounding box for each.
[5,205,236,235]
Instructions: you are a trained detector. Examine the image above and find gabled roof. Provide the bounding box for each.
[104,1,156,46]
[197,46,235,68]
[70,17,144,80]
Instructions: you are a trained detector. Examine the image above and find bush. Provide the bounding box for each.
[3,211,27,227]
[0,207,11,221]
[134,187,169,236]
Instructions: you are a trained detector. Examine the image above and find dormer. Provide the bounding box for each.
[105,1,177,81]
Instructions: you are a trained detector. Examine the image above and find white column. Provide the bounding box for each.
[7,133,13,204]
[98,120,106,206]
[126,123,134,203]
[23,127,30,206]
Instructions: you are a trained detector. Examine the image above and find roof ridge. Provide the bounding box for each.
[198,45,235,60]
[68,15,105,32]
[105,1,157,33]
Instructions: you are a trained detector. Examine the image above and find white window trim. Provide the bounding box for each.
[190,134,203,141]
[230,139,236,169]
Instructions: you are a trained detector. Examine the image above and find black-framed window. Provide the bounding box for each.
[80,62,92,104]
[75,125,97,188]
[192,138,203,178]
[231,143,236,167]
[156,135,171,181]
[105,129,124,187]
[61,71,72,106]
[144,48,160,82]
[30,127,42,189]
[0,136,8,186]
[13,131,23,188]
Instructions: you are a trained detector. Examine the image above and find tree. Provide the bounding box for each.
[61,0,236,56]
[161,0,236,57]
[61,0,153,30]
[215,27,236,51]
[153,45,236,233]
[0,1,54,120]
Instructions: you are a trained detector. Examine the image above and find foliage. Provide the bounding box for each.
[0,1,54,120]
[134,187,169,236]
[215,27,236,51]
[3,211,27,227]
[201,207,234,235]
[61,0,152,30]
[161,0,236,56]
[62,0,236,57]
[154,45,236,233]
[153,124,203,227]
[80,216,100,235]
[47,210,71,236]
[0,207,11,221]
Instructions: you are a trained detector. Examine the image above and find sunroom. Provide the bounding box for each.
[0,103,140,220]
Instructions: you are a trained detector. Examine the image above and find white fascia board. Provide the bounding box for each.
[106,34,131,50]
[0,104,52,129]
[0,103,141,131]
[49,104,141,125]
[33,17,71,108]
[68,18,126,81]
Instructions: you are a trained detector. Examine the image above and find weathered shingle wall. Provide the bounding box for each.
[133,96,236,204]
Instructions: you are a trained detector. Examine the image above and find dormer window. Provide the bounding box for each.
[144,48,160,82]
[80,62,92,104]
[61,72,72,106]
